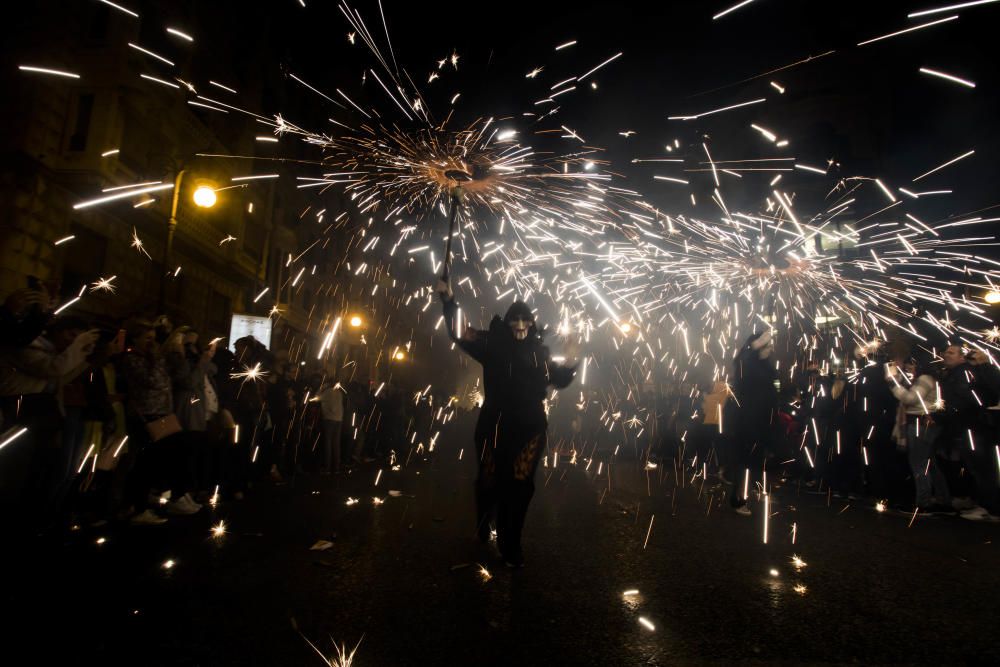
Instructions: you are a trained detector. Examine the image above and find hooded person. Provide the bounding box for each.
[722,330,778,514]
[438,279,578,567]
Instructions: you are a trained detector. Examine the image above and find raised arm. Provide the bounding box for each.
[437,280,487,363]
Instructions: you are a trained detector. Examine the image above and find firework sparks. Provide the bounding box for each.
[0,427,29,452]
[18,65,80,79]
[712,0,757,20]
[230,363,268,385]
[89,276,117,293]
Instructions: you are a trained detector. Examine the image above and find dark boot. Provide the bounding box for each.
[498,481,533,567]
[474,478,496,542]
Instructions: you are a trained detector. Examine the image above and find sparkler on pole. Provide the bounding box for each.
[440,169,473,284]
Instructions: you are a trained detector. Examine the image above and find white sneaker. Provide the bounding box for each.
[130,509,168,526]
[734,505,751,516]
[167,496,200,515]
[960,506,999,522]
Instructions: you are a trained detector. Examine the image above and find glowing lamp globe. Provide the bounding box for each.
[193,186,217,208]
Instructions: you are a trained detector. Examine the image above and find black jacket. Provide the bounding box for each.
[442,296,575,445]
[938,363,979,437]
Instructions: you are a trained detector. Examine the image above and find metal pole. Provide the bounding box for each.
[441,187,462,282]
[158,169,185,313]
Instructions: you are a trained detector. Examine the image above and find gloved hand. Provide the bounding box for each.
[435,278,453,302]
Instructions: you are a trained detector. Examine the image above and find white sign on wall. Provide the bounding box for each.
[228,313,272,352]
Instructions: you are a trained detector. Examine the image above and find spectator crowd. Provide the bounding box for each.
[569,332,1000,522]
[0,286,460,534]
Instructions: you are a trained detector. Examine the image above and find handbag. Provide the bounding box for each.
[145,414,182,442]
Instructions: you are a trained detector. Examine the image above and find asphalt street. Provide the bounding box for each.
[3,447,998,666]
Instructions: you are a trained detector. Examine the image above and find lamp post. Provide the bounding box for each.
[156,169,217,312]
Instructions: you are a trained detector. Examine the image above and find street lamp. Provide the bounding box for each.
[985,290,1000,305]
[349,315,364,328]
[393,350,406,361]
[192,185,217,208]
[157,170,218,312]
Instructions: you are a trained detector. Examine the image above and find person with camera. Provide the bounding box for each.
[119,321,201,524]
[0,308,99,530]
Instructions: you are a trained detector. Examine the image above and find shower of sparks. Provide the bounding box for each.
[24,3,1000,602]
[125,0,1000,384]
[638,617,656,631]
[303,635,363,667]
[123,226,153,260]
[231,362,268,385]
[90,276,117,293]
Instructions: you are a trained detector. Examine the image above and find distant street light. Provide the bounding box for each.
[393,350,406,361]
[985,290,1000,305]
[157,169,219,312]
[193,185,217,208]
[349,315,364,328]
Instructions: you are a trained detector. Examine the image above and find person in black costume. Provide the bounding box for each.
[437,279,578,567]
[723,330,778,515]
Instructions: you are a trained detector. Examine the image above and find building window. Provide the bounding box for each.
[68,94,95,152]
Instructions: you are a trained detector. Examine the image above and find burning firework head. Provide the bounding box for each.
[51,0,1000,402]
